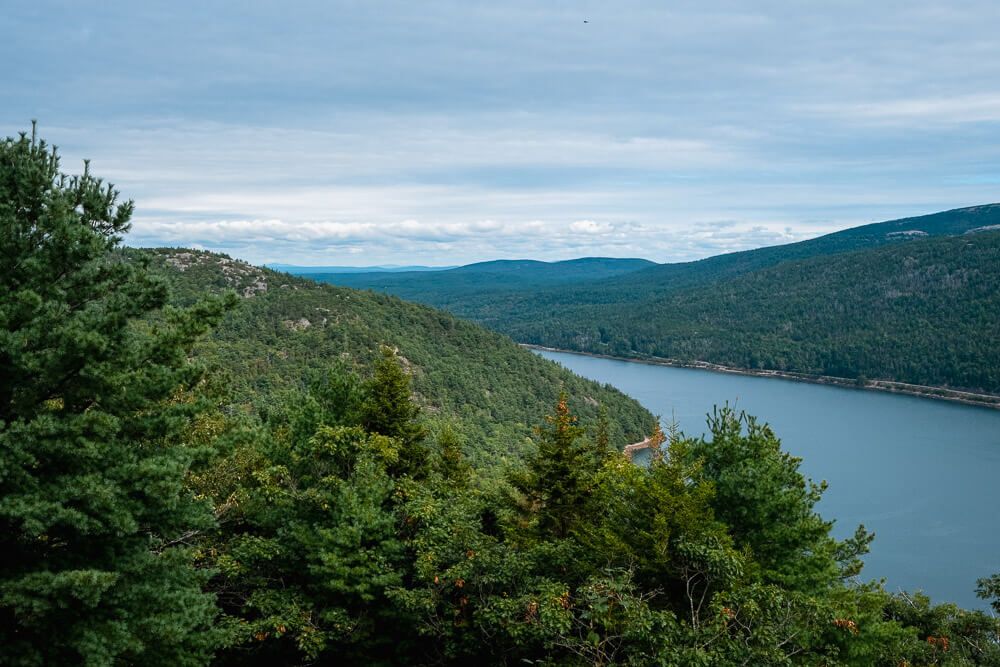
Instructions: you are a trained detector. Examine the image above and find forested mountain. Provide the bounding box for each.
[607,203,1000,297]
[314,205,1000,394]
[141,248,656,466]
[314,257,655,305]
[510,231,1000,393]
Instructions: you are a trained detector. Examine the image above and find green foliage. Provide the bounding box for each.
[686,406,869,592]
[140,247,657,469]
[976,574,1000,615]
[361,346,430,477]
[512,390,594,540]
[203,419,414,665]
[881,590,1000,665]
[0,126,230,665]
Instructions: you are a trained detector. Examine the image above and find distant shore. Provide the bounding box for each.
[524,344,1000,410]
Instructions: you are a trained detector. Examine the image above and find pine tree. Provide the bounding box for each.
[0,125,231,665]
[688,405,855,592]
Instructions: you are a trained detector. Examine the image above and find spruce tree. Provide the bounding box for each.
[513,390,592,539]
[0,125,230,665]
[360,345,429,477]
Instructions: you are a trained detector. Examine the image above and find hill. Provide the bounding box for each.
[610,203,1000,296]
[140,248,656,466]
[514,231,1000,394]
[312,256,655,306]
[308,205,1000,395]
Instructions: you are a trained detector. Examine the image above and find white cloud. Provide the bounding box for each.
[8,1,1000,265]
[800,94,1000,125]
[569,220,612,234]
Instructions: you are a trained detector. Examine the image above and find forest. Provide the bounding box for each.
[319,205,1000,394]
[138,247,656,469]
[4,131,1000,666]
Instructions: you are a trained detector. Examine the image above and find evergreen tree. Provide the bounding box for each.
[0,125,230,665]
[513,390,592,539]
[434,423,471,487]
[687,405,869,592]
[360,345,429,477]
[591,404,614,465]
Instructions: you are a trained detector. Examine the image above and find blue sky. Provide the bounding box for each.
[4,0,1000,265]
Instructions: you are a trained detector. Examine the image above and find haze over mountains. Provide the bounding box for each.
[308,204,1000,395]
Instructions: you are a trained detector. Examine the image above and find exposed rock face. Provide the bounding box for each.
[282,317,312,332]
[242,279,268,297]
[161,250,270,298]
[165,252,196,270]
[967,224,1000,234]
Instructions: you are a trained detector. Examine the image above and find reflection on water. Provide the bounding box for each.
[537,349,1000,610]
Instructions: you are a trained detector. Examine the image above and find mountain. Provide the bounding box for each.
[310,257,655,306]
[142,248,656,467]
[267,263,456,274]
[305,205,1000,395]
[514,231,1000,394]
[588,203,1000,298]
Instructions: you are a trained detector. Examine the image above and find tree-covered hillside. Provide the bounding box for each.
[508,231,1000,393]
[313,206,1000,394]
[312,257,655,307]
[141,248,656,466]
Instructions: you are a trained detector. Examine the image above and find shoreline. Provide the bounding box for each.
[524,344,1000,411]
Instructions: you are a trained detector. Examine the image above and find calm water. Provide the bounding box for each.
[536,349,1000,609]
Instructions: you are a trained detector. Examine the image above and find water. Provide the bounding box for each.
[536,349,1000,610]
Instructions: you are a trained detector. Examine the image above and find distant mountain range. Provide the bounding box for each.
[266,263,457,274]
[308,257,655,299]
[305,204,1000,396]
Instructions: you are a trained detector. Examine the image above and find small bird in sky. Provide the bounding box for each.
[583,20,589,23]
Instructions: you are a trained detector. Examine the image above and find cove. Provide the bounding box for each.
[535,348,1000,610]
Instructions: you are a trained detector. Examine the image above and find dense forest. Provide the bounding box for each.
[317,257,656,303]
[503,233,1000,393]
[318,205,1000,395]
[4,130,1000,665]
[138,248,655,469]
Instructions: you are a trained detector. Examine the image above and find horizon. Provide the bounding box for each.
[174,200,1000,270]
[6,1,1000,264]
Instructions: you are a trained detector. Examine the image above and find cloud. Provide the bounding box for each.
[800,94,1000,125]
[569,220,611,234]
[5,1,1000,264]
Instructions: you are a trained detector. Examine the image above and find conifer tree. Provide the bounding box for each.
[360,345,429,477]
[688,405,867,592]
[0,125,230,665]
[591,404,613,464]
[434,423,471,487]
[513,390,592,539]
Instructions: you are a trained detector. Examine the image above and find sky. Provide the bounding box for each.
[4,0,1000,265]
